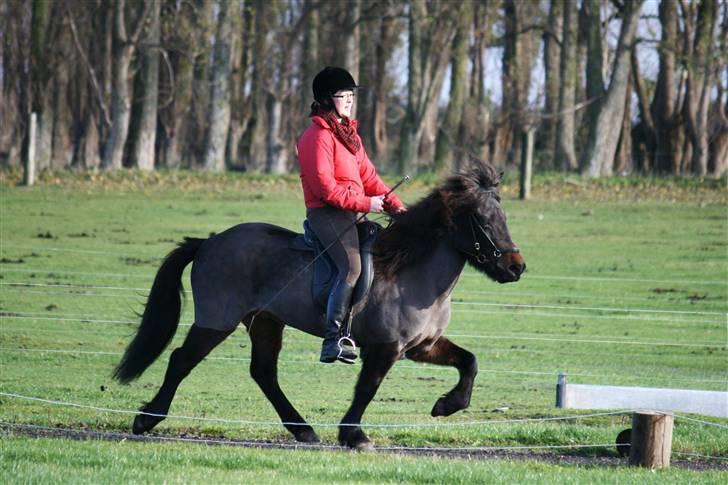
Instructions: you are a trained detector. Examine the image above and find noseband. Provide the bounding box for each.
[466,214,519,264]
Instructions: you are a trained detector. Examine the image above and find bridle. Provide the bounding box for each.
[463,213,520,264]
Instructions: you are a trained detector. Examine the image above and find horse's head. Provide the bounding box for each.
[442,160,526,283]
[374,160,525,282]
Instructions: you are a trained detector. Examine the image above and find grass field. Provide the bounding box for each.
[1,170,726,482]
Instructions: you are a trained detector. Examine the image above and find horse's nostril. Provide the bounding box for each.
[510,263,525,275]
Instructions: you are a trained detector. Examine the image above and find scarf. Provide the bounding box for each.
[312,105,361,155]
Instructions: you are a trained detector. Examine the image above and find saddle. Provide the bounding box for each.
[291,220,381,312]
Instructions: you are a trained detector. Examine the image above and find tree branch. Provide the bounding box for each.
[65,6,111,128]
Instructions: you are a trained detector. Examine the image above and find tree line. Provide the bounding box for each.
[1,0,726,177]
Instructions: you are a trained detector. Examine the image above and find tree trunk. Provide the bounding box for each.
[682,0,718,176]
[51,24,72,169]
[398,0,457,173]
[301,0,319,115]
[131,0,160,171]
[245,0,275,171]
[555,0,578,171]
[203,0,236,172]
[159,0,195,168]
[614,72,633,174]
[631,48,656,171]
[583,0,605,147]
[341,0,360,120]
[434,0,471,173]
[541,0,563,164]
[30,0,54,170]
[581,0,642,177]
[493,0,537,168]
[101,0,152,169]
[652,0,680,174]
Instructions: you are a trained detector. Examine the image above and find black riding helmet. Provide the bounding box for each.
[312,67,359,105]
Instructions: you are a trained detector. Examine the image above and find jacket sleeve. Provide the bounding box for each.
[358,145,405,212]
[299,130,371,212]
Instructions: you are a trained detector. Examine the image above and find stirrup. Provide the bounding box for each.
[337,336,357,364]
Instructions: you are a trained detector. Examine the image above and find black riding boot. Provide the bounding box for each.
[320,280,357,364]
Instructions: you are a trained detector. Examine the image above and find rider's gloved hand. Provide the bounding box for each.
[369,195,385,213]
[383,196,406,215]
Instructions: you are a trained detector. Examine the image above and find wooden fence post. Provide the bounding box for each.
[24,112,37,186]
[629,411,673,468]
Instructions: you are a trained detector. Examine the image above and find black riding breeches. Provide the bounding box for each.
[306,207,361,286]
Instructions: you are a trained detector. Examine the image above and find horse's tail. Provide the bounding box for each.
[113,237,205,384]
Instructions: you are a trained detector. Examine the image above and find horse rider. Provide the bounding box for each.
[297,66,405,364]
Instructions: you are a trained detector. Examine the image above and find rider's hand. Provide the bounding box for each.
[383,196,406,215]
[369,195,385,213]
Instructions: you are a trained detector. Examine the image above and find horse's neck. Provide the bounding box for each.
[406,240,466,298]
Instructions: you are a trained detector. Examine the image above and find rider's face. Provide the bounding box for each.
[331,90,355,119]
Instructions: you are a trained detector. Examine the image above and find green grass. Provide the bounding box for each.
[1,170,726,482]
[2,435,726,484]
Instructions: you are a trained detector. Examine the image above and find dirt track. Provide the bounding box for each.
[2,423,726,472]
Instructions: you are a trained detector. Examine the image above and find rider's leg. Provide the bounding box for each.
[307,208,361,363]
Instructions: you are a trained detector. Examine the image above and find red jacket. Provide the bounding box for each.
[297,115,404,213]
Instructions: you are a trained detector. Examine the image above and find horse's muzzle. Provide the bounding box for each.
[498,252,526,283]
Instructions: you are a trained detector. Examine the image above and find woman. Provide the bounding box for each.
[297,66,405,364]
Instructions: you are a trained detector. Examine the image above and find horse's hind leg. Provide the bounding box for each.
[338,343,400,449]
[406,337,477,417]
[247,316,319,443]
[132,325,232,434]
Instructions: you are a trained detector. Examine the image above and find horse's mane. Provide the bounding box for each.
[374,160,501,279]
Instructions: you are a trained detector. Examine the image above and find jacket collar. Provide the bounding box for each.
[311,115,359,132]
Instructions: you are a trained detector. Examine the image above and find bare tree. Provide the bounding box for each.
[541,0,563,165]
[681,0,719,176]
[492,0,539,169]
[398,0,457,174]
[434,0,471,173]
[30,0,55,170]
[158,0,197,168]
[555,0,578,171]
[581,0,643,177]
[652,0,682,174]
[101,0,153,169]
[203,0,237,172]
[130,0,161,171]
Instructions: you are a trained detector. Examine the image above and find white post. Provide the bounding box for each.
[24,112,37,186]
[556,373,567,408]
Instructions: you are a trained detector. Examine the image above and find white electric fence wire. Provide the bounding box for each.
[673,414,728,429]
[3,267,724,308]
[1,313,720,347]
[2,247,725,285]
[3,280,724,318]
[672,451,728,461]
[0,391,629,428]
[0,422,626,455]
[1,347,725,386]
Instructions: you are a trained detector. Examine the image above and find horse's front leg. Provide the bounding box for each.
[406,336,477,417]
[339,342,400,450]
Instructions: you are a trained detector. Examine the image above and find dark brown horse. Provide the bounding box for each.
[113,160,525,449]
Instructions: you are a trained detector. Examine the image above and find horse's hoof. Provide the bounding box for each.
[292,427,320,443]
[132,414,150,435]
[431,395,467,417]
[353,439,374,452]
[132,412,163,435]
[339,428,372,450]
